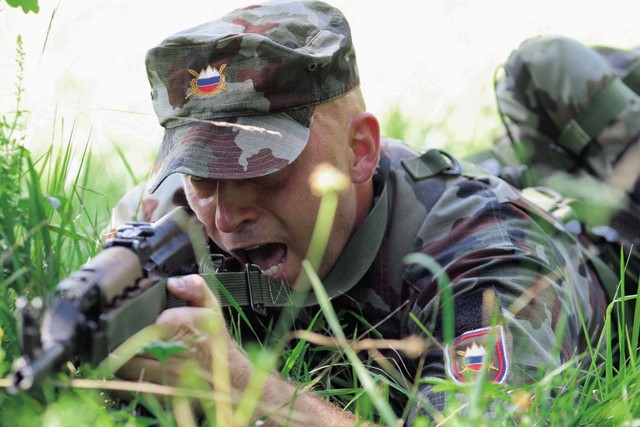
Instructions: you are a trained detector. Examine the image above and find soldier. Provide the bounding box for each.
[114,1,611,425]
[477,34,640,298]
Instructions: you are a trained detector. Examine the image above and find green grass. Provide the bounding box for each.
[2,30,640,427]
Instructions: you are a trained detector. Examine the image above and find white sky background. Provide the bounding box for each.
[2,0,640,187]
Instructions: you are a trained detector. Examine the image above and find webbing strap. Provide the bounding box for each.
[623,58,640,95]
[558,78,636,158]
[203,269,293,309]
[401,148,462,181]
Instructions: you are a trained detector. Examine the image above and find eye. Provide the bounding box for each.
[187,175,216,191]
[253,168,289,189]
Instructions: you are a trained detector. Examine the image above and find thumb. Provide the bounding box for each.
[167,274,220,311]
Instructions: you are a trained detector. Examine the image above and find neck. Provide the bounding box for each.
[353,181,374,230]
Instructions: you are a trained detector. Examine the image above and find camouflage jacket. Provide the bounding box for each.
[293,137,608,422]
[110,137,609,423]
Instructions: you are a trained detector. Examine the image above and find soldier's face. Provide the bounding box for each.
[182,114,360,286]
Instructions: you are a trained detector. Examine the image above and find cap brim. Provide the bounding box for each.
[149,113,310,193]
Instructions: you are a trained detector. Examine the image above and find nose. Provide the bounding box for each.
[214,180,259,233]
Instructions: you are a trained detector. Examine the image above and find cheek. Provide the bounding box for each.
[268,181,317,241]
[184,186,216,227]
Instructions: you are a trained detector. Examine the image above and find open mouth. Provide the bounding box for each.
[243,243,287,277]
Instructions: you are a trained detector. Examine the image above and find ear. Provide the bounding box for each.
[347,112,380,184]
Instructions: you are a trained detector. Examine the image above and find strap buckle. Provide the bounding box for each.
[244,263,267,315]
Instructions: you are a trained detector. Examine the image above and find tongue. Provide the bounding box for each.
[246,243,286,272]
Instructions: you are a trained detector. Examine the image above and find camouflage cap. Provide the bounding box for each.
[146,0,359,192]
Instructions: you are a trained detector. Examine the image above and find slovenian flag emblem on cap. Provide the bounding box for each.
[187,64,227,99]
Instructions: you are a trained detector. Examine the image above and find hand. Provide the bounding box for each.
[115,275,373,426]
[116,274,244,387]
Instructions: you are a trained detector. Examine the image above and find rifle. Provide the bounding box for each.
[8,206,296,395]
[8,206,210,393]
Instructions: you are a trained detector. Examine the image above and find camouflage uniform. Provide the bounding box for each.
[486,35,640,254]
[116,135,609,421]
[294,137,607,421]
[113,2,611,423]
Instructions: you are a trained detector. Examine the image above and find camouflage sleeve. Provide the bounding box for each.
[402,175,607,422]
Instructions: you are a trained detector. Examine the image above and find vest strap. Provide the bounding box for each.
[557,78,636,159]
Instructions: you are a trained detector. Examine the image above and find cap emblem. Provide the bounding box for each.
[187,64,227,99]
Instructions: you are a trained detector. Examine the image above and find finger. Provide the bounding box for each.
[116,355,178,385]
[113,355,184,406]
[156,306,214,338]
[167,274,220,310]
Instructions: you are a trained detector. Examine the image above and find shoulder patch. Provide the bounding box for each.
[444,325,510,384]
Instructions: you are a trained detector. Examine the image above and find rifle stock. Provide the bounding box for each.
[9,206,207,393]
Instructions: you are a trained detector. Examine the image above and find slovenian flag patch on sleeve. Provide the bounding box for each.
[444,325,510,384]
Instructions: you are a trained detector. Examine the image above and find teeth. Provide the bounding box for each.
[245,244,262,251]
[261,262,282,277]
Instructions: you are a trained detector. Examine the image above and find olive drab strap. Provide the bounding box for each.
[104,271,291,345]
[556,78,636,176]
[401,148,462,181]
[198,268,294,314]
